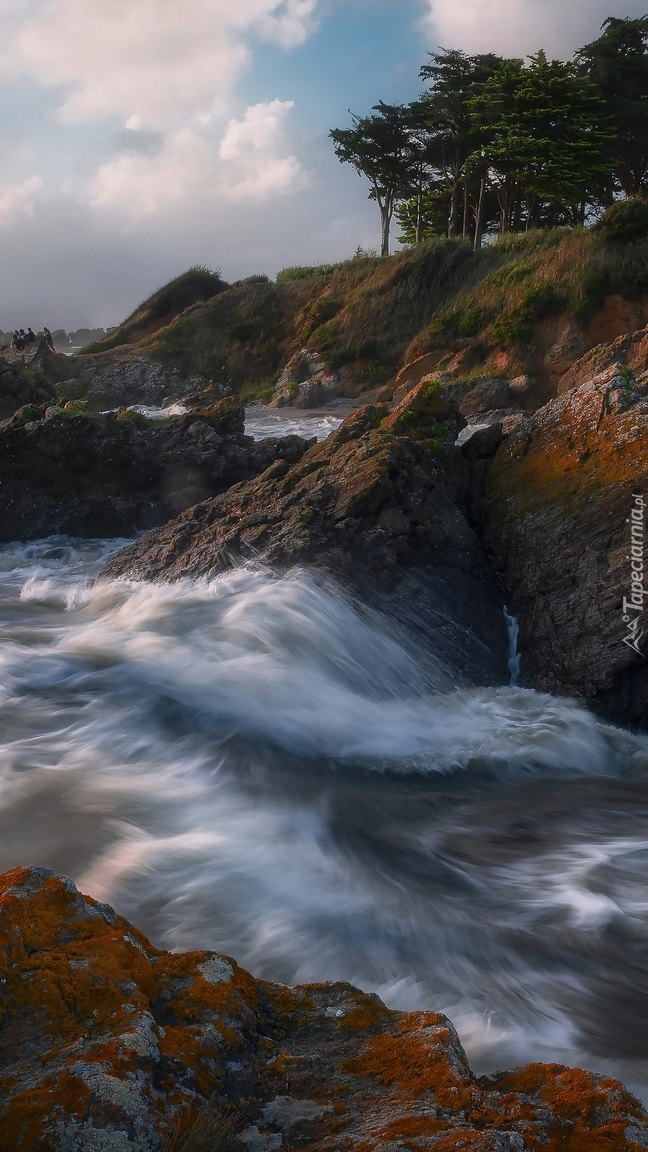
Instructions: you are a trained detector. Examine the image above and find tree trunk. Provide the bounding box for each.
[415,191,423,244]
[380,199,392,257]
[462,182,469,238]
[473,177,486,250]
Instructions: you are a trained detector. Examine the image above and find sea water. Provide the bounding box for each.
[1,534,648,1101]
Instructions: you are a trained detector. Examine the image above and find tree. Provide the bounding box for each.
[330,102,416,256]
[395,182,451,245]
[576,16,648,197]
[469,51,615,231]
[418,48,504,240]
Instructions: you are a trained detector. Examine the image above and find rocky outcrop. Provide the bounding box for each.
[559,324,648,395]
[1,866,647,1152]
[483,359,648,727]
[269,347,360,408]
[0,360,56,419]
[56,347,187,409]
[0,399,313,540]
[0,341,62,418]
[104,388,509,688]
[0,341,192,416]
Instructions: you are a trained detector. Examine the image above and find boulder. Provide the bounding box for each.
[483,361,648,727]
[1,866,647,1152]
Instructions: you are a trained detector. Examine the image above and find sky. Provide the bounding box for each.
[0,0,644,328]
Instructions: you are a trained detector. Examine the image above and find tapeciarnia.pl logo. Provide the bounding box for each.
[622,493,646,656]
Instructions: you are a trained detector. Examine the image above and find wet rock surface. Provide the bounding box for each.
[0,398,313,541]
[104,391,509,689]
[483,359,648,728]
[1,866,647,1152]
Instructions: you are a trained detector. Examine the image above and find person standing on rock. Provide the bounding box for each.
[42,326,54,350]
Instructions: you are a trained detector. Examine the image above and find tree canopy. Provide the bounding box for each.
[330,102,418,256]
[330,16,648,251]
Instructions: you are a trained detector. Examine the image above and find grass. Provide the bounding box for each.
[83,225,648,404]
[82,267,227,353]
[406,226,648,358]
[160,1103,241,1152]
[239,375,280,405]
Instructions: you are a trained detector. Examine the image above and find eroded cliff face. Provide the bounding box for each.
[483,356,648,727]
[1,866,647,1152]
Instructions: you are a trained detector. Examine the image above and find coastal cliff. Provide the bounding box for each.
[484,350,648,728]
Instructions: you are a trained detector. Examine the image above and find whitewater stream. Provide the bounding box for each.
[2,409,648,1102]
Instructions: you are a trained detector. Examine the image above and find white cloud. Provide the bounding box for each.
[0,175,42,226]
[90,129,214,219]
[89,100,309,222]
[6,0,318,129]
[218,99,310,200]
[422,0,648,59]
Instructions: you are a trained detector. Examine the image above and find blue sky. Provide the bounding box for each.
[0,0,643,328]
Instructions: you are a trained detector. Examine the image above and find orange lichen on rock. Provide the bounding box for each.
[338,989,394,1033]
[483,362,648,721]
[343,1013,473,1108]
[485,1063,648,1152]
[1,867,648,1152]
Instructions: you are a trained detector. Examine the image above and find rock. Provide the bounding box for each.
[60,347,185,409]
[391,351,450,404]
[543,321,591,380]
[0,354,57,419]
[483,364,648,727]
[559,324,648,395]
[269,347,358,409]
[507,374,533,396]
[104,393,508,689]
[1,866,647,1151]
[0,399,314,540]
[460,422,505,460]
[457,377,513,419]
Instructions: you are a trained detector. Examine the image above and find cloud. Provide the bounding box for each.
[218,99,310,200]
[421,0,648,59]
[7,0,319,129]
[89,100,309,222]
[112,129,165,157]
[0,175,42,226]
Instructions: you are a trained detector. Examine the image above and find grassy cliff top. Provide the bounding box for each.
[87,229,648,397]
[83,266,228,354]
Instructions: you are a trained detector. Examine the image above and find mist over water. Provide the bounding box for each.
[2,535,648,1100]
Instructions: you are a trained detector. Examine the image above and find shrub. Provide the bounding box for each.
[490,306,532,344]
[114,407,148,428]
[276,263,341,283]
[356,359,391,383]
[595,197,648,243]
[239,375,279,404]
